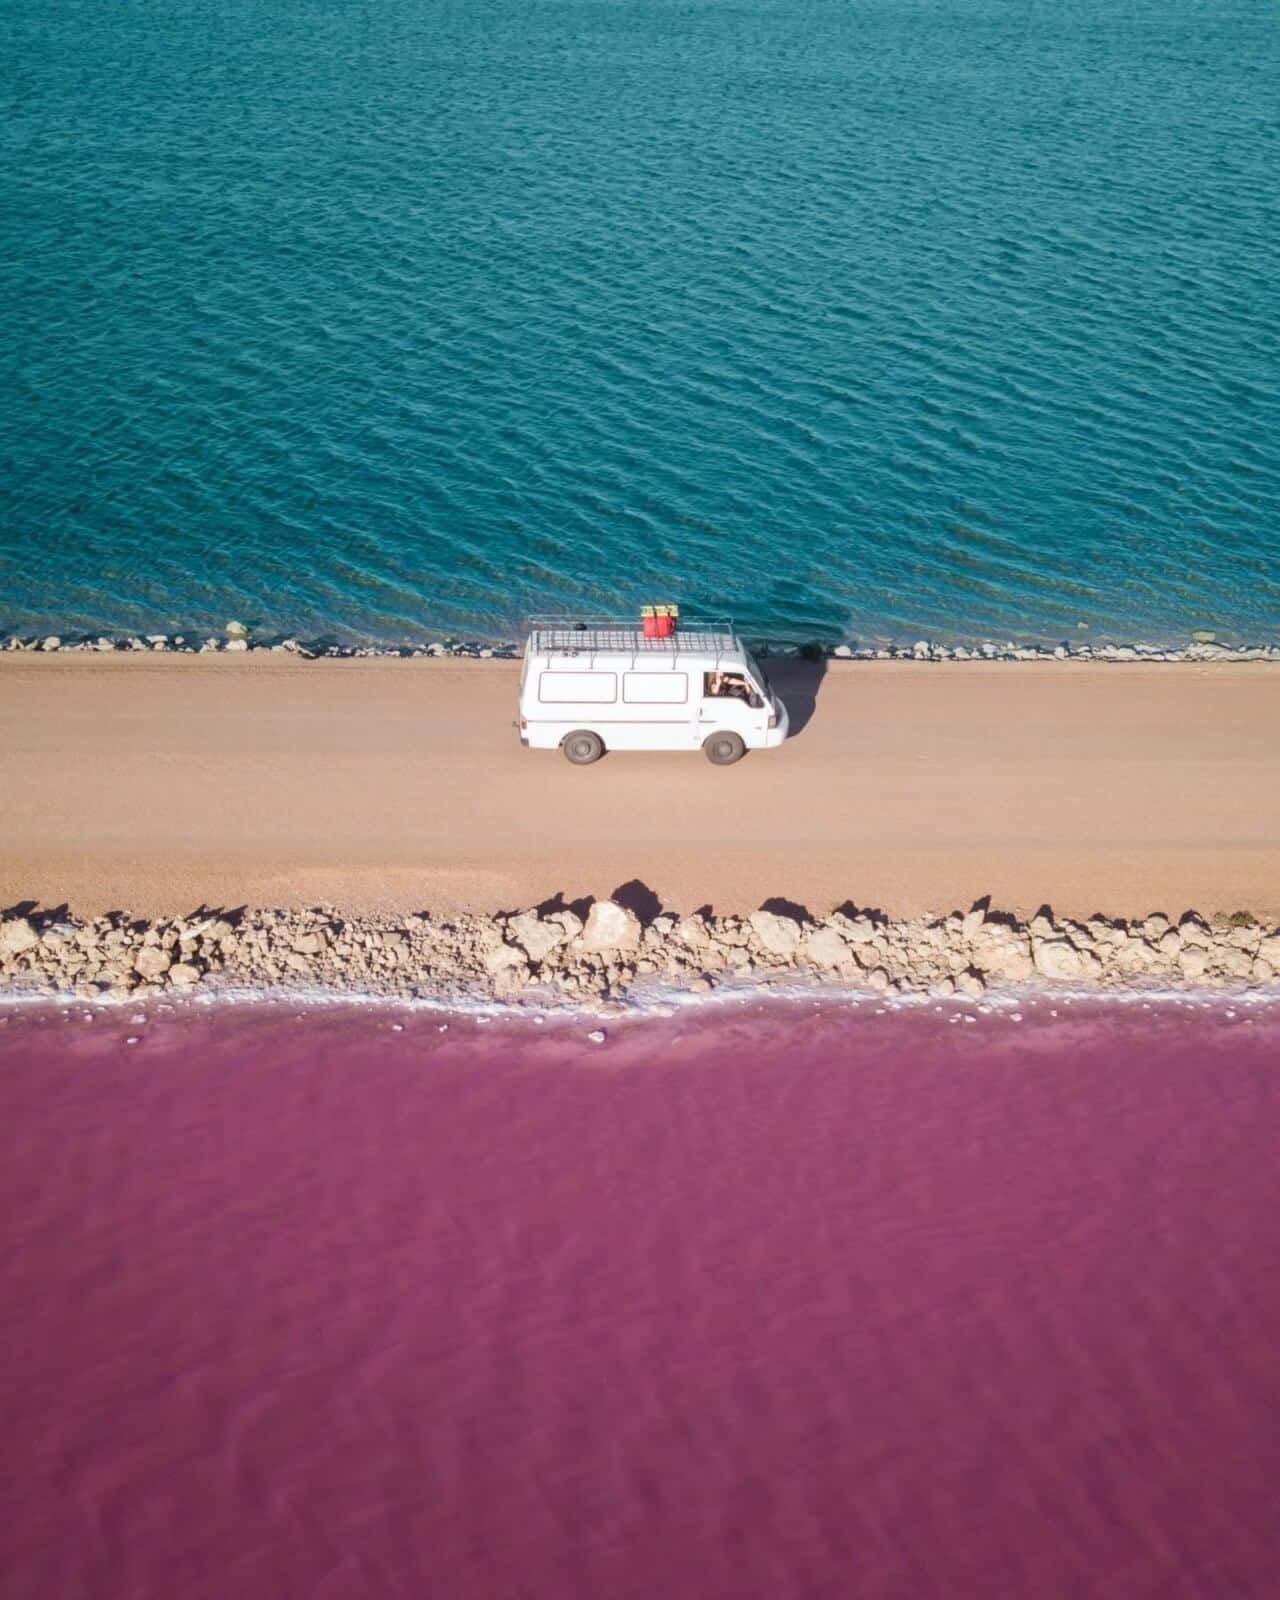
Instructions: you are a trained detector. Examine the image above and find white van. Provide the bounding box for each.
[517,618,789,764]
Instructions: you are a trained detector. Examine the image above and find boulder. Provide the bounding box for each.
[483,941,528,975]
[492,962,530,999]
[1214,948,1254,980]
[1033,940,1100,981]
[579,900,642,953]
[507,911,566,963]
[134,946,172,981]
[545,909,584,943]
[802,927,854,972]
[1113,937,1159,977]
[748,909,802,958]
[0,917,39,958]
[292,929,329,956]
[1256,934,1280,967]
[970,927,1034,983]
[1177,947,1209,981]
[955,971,985,1000]
[168,963,201,987]
[675,915,709,948]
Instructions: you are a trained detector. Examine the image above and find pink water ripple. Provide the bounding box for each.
[2,997,1278,1598]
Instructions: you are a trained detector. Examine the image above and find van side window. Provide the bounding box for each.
[539,671,617,704]
[623,673,688,705]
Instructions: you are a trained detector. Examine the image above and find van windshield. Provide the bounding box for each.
[744,650,771,696]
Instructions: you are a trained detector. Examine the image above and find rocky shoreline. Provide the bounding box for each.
[3,628,1278,665]
[3,900,1277,1009]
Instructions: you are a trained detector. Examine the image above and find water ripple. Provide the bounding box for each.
[2,0,1278,645]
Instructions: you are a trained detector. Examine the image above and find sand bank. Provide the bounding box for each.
[1,654,1277,921]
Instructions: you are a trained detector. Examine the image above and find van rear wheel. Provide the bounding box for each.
[703,731,746,766]
[563,730,605,765]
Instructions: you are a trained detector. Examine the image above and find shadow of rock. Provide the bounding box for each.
[759,896,812,923]
[609,880,664,923]
[532,891,595,922]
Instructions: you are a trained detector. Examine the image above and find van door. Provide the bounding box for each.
[698,671,767,746]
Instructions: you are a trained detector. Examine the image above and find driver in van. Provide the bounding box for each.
[708,671,751,701]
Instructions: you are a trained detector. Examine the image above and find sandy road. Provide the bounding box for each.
[1,654,1277,919]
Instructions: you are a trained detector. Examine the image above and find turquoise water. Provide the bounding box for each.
[3,0,1277,645]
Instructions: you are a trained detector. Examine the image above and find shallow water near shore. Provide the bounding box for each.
[3,997,1280,1597]
[5,0,1279,646]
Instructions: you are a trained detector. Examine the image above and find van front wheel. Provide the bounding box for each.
[563,730,605,765]
[703,732,746,766]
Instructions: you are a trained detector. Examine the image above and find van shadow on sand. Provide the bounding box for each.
[767,658,828,740]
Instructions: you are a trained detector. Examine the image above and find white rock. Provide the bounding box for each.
[587,1030,606,1043]
[1113,937,1158,976]
[579,900,642,953]
[970,927,1034,983]
[168,962,201,987]
[1033,940,1099,981]
[748,909,803,958]
[492,962,530,998]
[483,942,527,974]
[1256,934,1280,967]
[224,638,249,652]
[41,636,61,651]
[955,971,985,1000]
[546,908,584,942]
[1215,948,1254,980]
[1177,947,1209,981]
[0,917,39,957]
[225,620,248,639]
[507,910,567,963]
[133,946,172,980]
[802,927,853,971]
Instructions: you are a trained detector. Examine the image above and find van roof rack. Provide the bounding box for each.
[528,616,737,655]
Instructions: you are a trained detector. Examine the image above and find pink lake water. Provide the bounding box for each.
[2,995,1279,1599]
